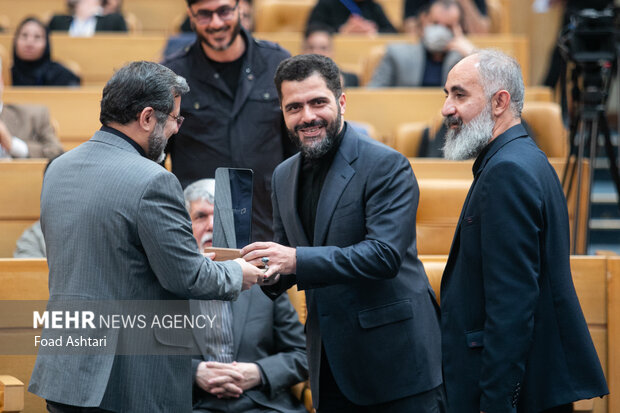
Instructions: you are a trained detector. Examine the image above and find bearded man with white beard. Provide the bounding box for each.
[439,50,608,413]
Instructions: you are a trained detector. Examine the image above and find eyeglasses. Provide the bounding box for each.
[168,113,184,127]
[189,1,239,25]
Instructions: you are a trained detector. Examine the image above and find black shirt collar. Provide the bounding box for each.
[100,125,147,158]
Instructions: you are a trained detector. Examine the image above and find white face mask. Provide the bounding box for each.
[422,24,454,53]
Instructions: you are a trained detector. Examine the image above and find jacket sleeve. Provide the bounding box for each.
[254,293,308,397]
[26,106,64,159]
[478,160,543,412]
[367,47,396,87]
[296,151,418,288]
[137,170,243,300]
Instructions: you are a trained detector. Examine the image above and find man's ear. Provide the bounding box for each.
[492,90,511,117]
[339,92,346,115]
[138,107,156,132]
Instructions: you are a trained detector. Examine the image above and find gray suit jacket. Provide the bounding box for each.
[263,125,442,408]
[28,130,243,412]
[191,286,308,413]
[368,42,462,87]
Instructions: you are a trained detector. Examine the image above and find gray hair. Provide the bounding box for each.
[183,179,215,212]
[99,61,189,126]
[474,49,524,118]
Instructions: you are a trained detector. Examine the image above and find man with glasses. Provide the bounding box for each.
[164,0,295,244]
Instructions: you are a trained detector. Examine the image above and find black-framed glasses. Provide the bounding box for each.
[189,1,239,25]
[168,113,184,127]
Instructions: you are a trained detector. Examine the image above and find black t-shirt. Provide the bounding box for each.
[206,50,246,97]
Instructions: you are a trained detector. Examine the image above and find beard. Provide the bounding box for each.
[147,122,167,163]
[442,103,495,161]
[197,16,242,52]
[288,111,342,160]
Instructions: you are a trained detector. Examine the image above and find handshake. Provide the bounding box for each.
[204,242,297,290]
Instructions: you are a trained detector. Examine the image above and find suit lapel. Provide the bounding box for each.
[313,128,358,246]
[231,289,252,357]
[281,156,311,247]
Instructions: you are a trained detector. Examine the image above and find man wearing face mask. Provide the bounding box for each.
[368,0,474,88]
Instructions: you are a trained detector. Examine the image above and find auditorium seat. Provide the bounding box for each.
[254,0,314,33]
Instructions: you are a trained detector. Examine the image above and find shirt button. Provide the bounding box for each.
[214,73,220,79]
[245,68,251,73]
[263,92,270,99]
[247,74,254,81]
[194,102,200,110]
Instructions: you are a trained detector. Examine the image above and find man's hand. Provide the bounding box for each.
[339,14,378,35]
[234,258,265,290]
[0,121,12,152]
[241,242,296,278]
[448,24,475,56]
[195,361,262,399]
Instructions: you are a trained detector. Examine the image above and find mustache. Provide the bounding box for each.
[206,26,230,34]
[444,115,462,128]
[294,119,328,132]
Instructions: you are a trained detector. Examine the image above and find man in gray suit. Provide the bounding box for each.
[28,61,266,413]
[242,55,444,412]
[368,0,474,88]
[184,179,308,413]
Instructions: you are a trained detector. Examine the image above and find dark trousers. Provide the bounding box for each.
[317,349,446,413]
[47,401,114,413]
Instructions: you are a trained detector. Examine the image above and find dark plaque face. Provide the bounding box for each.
[213,168,253,249]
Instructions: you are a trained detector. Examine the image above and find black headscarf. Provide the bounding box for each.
[11,17,81,86]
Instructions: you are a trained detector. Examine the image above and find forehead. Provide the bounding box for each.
[428,4,460,26]
[20,21,45,34]
[280,73,333,103]
[445,56,484,93]
[190,198,214,211]
[191,0,236,9]
[306,32,330,45]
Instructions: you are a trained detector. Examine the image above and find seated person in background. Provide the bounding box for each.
[302,24,359,88]
[11,17,81,87]
[306,0,397,35]
[368,0,475,88]
[14,220,45,258]
[0,57,64,159]
[404,0,488,34]
[102,0,122,15]
[184,179,309,413]
[48,0,127,36]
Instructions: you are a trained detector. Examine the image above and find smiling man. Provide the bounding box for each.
[439,49,608,412]
[164,0,295,244]
[241,54,444,412]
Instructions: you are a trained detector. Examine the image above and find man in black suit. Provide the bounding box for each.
[439,49,608,412]
[241,54,444,412]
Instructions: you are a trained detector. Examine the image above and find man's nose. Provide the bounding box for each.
[300,106,316,123]
[442,99,456,117]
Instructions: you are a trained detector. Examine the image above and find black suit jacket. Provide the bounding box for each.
[191,286,307,412]
[48,13,127,33]
[264,125,442,408]
[440,124,608,412]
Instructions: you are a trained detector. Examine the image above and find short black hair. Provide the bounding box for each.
[100,61,189,126]
[304,22,334,40]
[274,54,342,101]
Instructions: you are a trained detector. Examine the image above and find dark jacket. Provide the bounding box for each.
[47,13,127,33]
[163,29,295,242]
[307,0,397,34]
[440,124,608,412]
[191,287,308,413]
[263,125,442,408]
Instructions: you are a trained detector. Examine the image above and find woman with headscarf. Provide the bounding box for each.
[11,17,81,86]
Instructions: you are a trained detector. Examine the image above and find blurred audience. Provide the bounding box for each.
[0,57,64,159]
[404,0,489,34]
[101,0,123,15]
[369,0,474,87]
[11,17,81,87]
[306,0,397,35]
[48,0,127,36]
[302,24,359,88]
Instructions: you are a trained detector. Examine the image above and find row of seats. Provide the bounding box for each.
[0,158,589,261]
[1,86,552,151]
[1,254,617,412]
[0,33,531,86]
[0,0,512,34]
